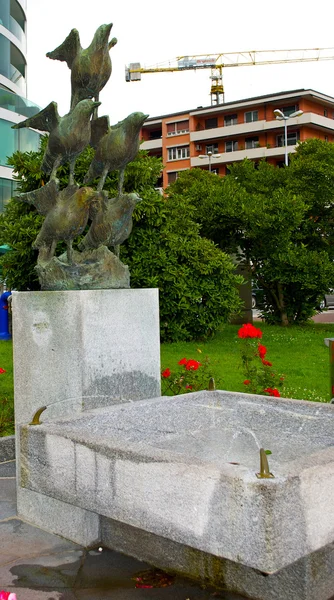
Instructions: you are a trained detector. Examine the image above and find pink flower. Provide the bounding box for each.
[161,368,171,378]
[0,593,17,600]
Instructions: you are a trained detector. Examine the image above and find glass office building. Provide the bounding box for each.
[0,0,40,211]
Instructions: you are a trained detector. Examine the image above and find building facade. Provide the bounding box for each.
[0,0,40,211]
[141,89,334,188]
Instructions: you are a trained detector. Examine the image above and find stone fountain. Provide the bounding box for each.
[12,21,334,600]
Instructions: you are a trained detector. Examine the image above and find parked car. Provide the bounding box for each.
[319,290,334,310]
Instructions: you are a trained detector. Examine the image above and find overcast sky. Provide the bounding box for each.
[26,0,334,123]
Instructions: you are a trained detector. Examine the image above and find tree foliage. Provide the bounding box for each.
[0,140,243,341]
[169,146,334,326]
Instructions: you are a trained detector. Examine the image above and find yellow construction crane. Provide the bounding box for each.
[125,48,334,105]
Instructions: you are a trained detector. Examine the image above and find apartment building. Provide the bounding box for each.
[0,0,40,211]
[141,89,334,189]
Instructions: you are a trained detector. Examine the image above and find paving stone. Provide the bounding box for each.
[0,459,16,477]
[0,589,77,600]
[0,499,17,519]
[74,585,230,599]
[74,548,149,589]
[0,550,83,588]
[0,518,82,566]
[0,477,16,501]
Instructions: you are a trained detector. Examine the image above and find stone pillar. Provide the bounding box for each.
[12,288,161,424]
[12,288,161,541]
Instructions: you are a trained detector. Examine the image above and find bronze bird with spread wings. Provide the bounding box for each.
[16,181,99,264]
[46,24,117,110]
[12,99,100,185]
[83,112,148,193]
[79,191,141,257]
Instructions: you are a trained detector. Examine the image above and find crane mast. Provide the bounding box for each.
[125,48,334,105]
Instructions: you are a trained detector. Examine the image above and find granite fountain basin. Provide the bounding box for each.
[19,390,334,575]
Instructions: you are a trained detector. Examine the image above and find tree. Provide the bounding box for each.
[169,159,334,326]
[0,140,243,341]
[227,159,334,325]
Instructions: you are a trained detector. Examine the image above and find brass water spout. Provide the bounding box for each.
[256,448,275,479]
[29,406,47,425]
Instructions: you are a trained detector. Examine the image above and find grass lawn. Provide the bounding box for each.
[0,321,333,436]
[161,322,333,403]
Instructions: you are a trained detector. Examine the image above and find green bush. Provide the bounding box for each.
[0,141,243,342]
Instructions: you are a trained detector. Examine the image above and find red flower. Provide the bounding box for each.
[161,368,171,378]
[178,358,187,365]
[258,344,267,359]
[243,380,251,385]
[185,359,201,371]
[261,359,272,367]
[264,387,280,397]
[238,323,262,339]
[186,385,193,389]
[0,368,6,374]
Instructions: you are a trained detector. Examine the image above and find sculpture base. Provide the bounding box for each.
[35,246,130,290]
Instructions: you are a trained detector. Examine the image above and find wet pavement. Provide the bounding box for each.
[0,458,244,600]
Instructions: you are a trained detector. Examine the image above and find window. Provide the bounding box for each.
[276,131,300,147]
[224,113,237,126]
[0,177,16,212]
[167,172,178,184]
[166,120,189,136]
[205,117,218,129]
[167,145,190,161]
[281,105,298,117]
[245,110,258,123]
[205,143,219,154]
[324,109,328,117]
[245,136,259,149]
[225,140,238,152]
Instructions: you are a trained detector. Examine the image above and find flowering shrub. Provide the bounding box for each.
[238,324,284,397]
[0,592,17,600]
[161,353,215,395]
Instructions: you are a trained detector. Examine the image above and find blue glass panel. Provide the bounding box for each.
[0,118,17,166]
[18,127,40,153]
[0,88,40,117]
[0,0,10,29]
[0,176,15,211]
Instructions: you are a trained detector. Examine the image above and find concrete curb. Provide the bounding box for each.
[0,434,15,462]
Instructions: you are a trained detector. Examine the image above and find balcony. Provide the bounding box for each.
[141,138,163,151]
[191,145,298,167]
[190,112,334,143]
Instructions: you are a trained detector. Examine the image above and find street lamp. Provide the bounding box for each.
[273,108,303,166]
[198,150,221,172]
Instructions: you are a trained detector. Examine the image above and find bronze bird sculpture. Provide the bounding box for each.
[16,180,99,264]
[84,112,148,193]
[79,192,141,257]
[12,99,100,185]
[46,24,117,110]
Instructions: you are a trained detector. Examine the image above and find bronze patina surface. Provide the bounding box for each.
[12,22,148,290]
[46,24,117,110]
